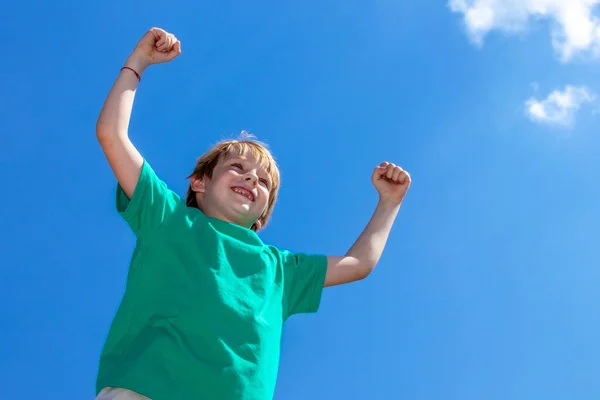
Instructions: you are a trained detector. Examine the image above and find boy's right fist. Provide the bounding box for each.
[126,27,181,73]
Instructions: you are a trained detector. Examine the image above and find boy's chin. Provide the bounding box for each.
[228,202,252,214]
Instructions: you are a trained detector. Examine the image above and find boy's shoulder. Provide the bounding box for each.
[117,159,196,235]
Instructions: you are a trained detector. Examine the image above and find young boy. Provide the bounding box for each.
[95,27,411,400]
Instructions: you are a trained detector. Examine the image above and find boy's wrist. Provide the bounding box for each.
[124,54,150,75]
[377,196,403,210]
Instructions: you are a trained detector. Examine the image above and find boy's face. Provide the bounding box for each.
[192,151,272,229]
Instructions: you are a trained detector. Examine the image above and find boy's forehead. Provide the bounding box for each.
[223,151,258,164]
[221,150,271,171]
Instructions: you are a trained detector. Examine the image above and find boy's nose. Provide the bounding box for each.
[244,174,258,185]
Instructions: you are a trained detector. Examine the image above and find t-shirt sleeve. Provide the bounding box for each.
[115,159,181,236]
[280,250,328,319]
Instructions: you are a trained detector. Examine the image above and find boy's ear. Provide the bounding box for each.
[190,176,206,194]
[253,210,267,231]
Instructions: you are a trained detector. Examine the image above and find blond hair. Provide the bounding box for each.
[186,133,281,231]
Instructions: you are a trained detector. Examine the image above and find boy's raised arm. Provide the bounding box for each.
[96,28,181,198]
[324,162,411,287]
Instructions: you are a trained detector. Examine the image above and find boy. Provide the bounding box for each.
[95,27,411,400]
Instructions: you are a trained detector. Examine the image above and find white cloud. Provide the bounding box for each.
[525,85,595,126]
[449,0,600,62]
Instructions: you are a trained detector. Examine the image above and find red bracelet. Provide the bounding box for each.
[121,66,141,81]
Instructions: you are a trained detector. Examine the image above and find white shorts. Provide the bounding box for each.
[95,387,150,400]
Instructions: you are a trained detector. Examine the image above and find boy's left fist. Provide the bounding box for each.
[372,162,411,204]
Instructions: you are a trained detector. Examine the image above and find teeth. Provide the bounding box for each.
[233,188,253,201]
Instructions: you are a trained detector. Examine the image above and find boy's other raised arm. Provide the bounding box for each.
[324,162,411,287]
[96,28,181,198]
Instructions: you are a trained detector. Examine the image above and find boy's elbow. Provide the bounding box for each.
[356,261,377,281]
[96,123,112,144]
[96,124,125,147]
[342,254,378,281]
[325,256,376,287]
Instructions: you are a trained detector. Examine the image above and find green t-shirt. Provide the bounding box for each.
[96,160,327,400]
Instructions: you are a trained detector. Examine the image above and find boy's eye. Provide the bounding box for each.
[259,178,269,187]
[231,163,243,170]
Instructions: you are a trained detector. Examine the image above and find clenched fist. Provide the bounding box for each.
[125,27,181,74]
[372,162,411,205]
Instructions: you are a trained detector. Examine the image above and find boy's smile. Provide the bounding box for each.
[231,185,255,202]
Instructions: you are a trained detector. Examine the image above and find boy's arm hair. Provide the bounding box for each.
[96,28,181,198]
[96,61,145,199]
[324,201,400,287]
[324,162,411,287]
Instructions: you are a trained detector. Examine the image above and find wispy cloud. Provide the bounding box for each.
[525,85,595,126]
[449,0,600,62]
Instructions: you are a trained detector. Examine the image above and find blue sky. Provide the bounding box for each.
[1,0,600,399]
